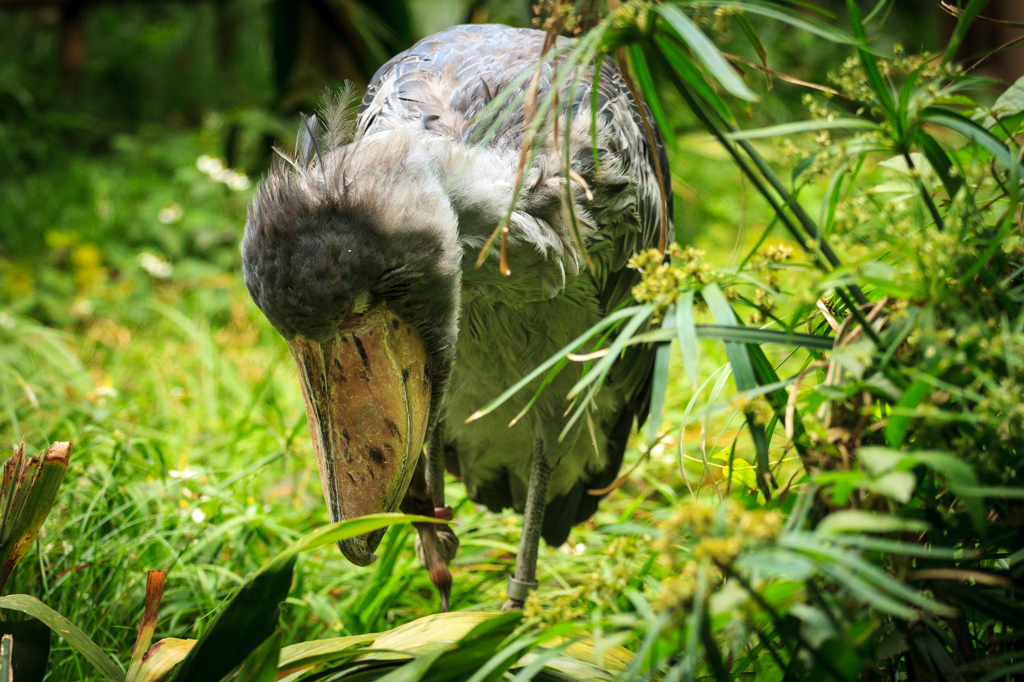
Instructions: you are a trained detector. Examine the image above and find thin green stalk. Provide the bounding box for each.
[903,151,945,231]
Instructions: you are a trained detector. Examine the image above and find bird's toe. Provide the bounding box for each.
[501,598,525,612]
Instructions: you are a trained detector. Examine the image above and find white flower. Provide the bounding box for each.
[191,508,207,524]
[169,468,198,480]
[196,155,225,176]
[139,252,172,279]
[224,170,251,191]
[196,155,250,190]
[158,204,183,224]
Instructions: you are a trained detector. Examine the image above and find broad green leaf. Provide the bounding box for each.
[278,634,377,673]
[0,595,123,682]
[815,511,928,535]
[234,631,283,682]
[981,74,1024,128]
[170,514,439,682]
[370,612,498,653]
[655,4,757,102]
[131,640,194,682]
[857,446,904,476]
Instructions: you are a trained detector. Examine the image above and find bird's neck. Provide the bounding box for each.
[353,128,514,237]
[350,128,584,297]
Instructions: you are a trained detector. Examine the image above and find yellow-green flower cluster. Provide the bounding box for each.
[522,535,647,626]
[658,500,783,568]
[653,500,781,613]
[629,244,714,318]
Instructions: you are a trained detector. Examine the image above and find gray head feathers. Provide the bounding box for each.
[241,88,462,421]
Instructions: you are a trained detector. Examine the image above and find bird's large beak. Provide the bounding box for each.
[288,306,431,566]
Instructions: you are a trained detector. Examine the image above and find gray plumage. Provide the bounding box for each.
[242,24,673,552]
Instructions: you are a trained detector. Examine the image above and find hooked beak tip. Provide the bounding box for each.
[336,528,386,566]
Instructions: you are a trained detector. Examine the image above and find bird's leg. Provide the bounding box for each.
[503,437,551,612]
[400,456,452,612]
[420,425,460,564]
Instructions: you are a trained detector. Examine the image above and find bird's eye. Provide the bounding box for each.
[351,291,371,314]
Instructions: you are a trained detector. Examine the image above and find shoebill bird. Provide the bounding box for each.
[241,23,673,612]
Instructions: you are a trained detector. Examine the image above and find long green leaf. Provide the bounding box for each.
[726,118,879,140]
[922,106,1024,176]
[692,2,858,46]
[846,0,895,122]
[628,44,679,158]
[655,4,757,102]
[943,0,992,65]
[646,317,673,447]
[653,35,733,123]
[0,595,123,682]
[674,291,699,390]
[701,283,773,495]
[634,324,834,350]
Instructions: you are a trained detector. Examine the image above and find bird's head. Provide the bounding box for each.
[241,132,460,566]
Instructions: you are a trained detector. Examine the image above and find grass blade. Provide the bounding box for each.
[646,316,674,447]
[675,291,700,390]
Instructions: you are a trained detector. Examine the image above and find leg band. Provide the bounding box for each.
[507,575,539,603]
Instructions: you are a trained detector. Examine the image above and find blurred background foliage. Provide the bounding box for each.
[3,0,1024,680]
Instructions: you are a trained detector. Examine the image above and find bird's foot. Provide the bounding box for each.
[501,598,525,612]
